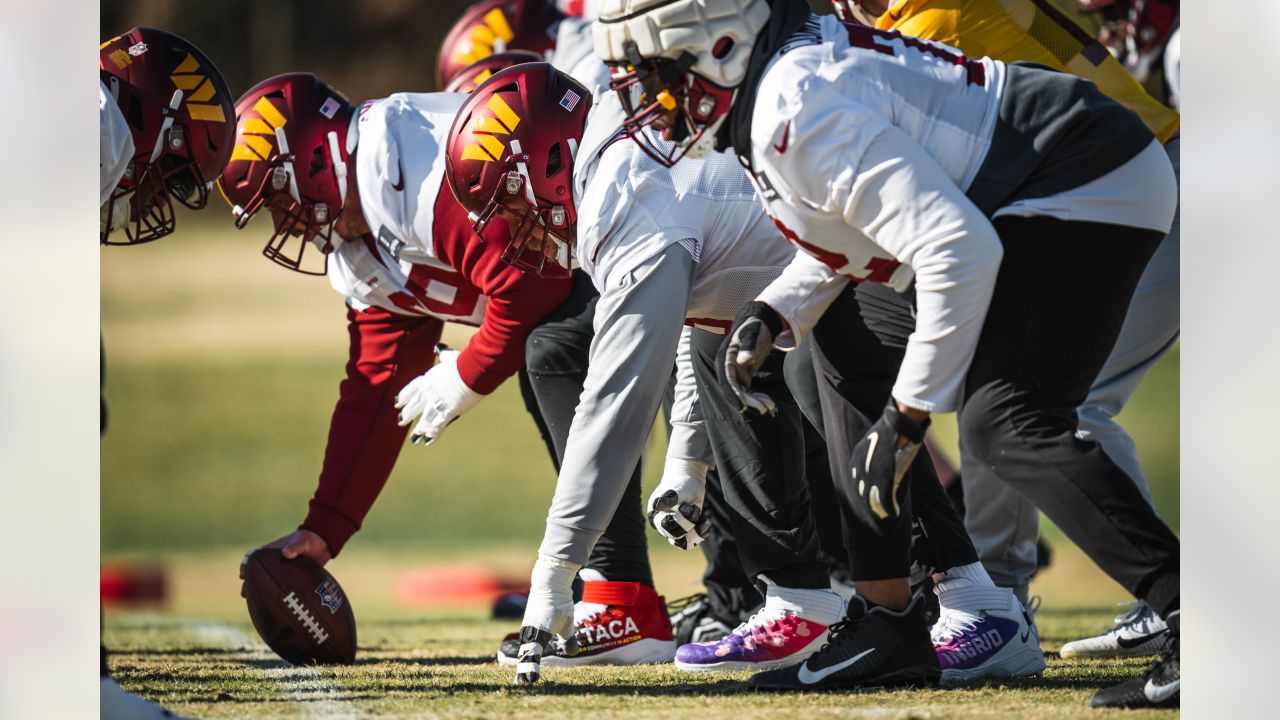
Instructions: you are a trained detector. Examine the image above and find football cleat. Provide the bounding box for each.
[1090,614,1179,709]
[931,586,1046,683]
[497,581,676,666]
[1059,600,1169,659]
[747,594,940,691]
[675,587,842,672]
[668,593,734,646]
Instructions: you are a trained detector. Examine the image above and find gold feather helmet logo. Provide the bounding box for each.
[169,53,226,123]
[231,97,289,163]
[453,8,516,67]
[462,94,522,163]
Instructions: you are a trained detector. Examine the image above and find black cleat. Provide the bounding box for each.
[667,594,734,646]
[748,594,940,691]
[1089,613,1179,709]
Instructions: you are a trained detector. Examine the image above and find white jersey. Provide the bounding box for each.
[749,15,1172,412]
[577,94,797,332]
[99,80,134,207]
[550,15,611,97]
[327,92,487,326]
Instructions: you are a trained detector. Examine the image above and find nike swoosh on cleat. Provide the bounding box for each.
[796,648,875,685]
[1020,611,1032,643]
[1116,630,1166,649]
[1144,677,1179,703]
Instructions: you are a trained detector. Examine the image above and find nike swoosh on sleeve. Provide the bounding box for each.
[796,648,875,685]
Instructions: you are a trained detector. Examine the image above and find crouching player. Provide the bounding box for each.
[220,72,671,664]
[101,27,237,719]
[594,0,1180,706]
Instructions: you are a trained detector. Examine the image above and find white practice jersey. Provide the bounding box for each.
[328,92,487,326]
[100,80,134,207]
[550,15,612,98]
[748,14,1172,412]
[577,94,799,333]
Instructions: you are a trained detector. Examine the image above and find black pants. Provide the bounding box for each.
[805,282,980,581]
[689,327,830,590]
[518,272,653,586]
[957,216,1179,617]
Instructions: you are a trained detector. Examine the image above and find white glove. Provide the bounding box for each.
[647,457,712,550]
[394,345,484,446]
[514,554,582,684]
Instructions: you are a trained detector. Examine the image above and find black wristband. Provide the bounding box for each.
[883,400,930,443]
[734,300,783,338]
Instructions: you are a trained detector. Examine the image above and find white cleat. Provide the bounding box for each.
[931,586,1046,683]
[1060,601,1169,659]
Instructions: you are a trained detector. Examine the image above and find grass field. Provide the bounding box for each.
[102,220,1180,717]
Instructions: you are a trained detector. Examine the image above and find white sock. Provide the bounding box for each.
[933,562,996,594]
[766,584,845,626]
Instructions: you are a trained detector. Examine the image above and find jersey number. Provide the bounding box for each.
[843,23,986,87]
[388,264,482,320]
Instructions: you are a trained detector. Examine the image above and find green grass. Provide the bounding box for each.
[105,542,1165,719]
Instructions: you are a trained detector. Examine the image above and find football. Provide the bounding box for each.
[242,548,357,665]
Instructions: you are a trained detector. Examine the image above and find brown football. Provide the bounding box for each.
[242,548,357,665]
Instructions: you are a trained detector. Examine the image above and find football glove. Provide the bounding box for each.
[647,458,712,549]
[395,344,483,446]
[851,400,931,520]
[723,301,784,416]
[514,554,582,684]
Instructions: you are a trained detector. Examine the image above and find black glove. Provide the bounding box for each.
[852,400,931,520]
[722,301,784,415]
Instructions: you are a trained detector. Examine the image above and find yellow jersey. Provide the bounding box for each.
[875,0,1179,142]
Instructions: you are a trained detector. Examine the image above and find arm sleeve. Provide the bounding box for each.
[832,125,1002,412]
[666,326,714,464]
[768,99,1002,413]
[434,203,574,395]
[301,306,444,556]
[538,244,696,564]
[755,251,851,350]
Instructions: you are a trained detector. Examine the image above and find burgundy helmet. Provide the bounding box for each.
[99,27,235,244]
[445,50,543,93]
[217,73,357,275]
[445,63,591,278]
[1078,0,1179,77]
[436,0,563,89]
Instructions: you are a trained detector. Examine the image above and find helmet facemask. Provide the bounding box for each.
[608,44,736,168]
[467,145,576,279]
[100,86,214,245]
[230,126,350,276]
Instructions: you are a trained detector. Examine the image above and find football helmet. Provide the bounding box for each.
[444,50,544,93]
[217,73,357,275]
[1078,0,1179,79]
[436,0,564,89]
[593,0,769,166]
[99,27,235,244]
[444,63,591,278]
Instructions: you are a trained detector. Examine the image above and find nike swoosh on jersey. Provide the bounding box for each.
[1144,677,1179,703]
[390,160,405,192]
[796,648,875,685]
[772,121,791,154]
[1116,630,1167,649]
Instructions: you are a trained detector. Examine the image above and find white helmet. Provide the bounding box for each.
[592,0,770,166]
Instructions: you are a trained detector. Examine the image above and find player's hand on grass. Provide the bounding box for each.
[239,530,332,597]
[647,458,712,549]
[395,344,484,446]
[723,301,784,415]
[851,400,931,521]
[514,555,582,685]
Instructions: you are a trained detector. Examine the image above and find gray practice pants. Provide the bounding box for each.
[963,135,1181,595]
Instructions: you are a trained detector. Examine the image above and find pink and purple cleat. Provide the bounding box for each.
[675,609,831,672]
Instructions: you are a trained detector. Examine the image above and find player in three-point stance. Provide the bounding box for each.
[588,0,1180,707]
